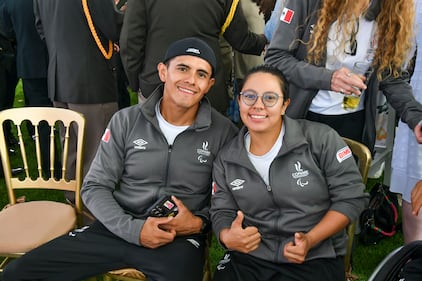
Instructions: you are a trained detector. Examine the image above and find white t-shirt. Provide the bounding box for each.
[244,125,285,185]
[309,16,377,115]
[155,101,189,145]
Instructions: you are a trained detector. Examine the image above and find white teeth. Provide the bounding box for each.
[178,87,194,94]
[250,115,266,119]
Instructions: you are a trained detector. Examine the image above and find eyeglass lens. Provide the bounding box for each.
[240,91,280,107]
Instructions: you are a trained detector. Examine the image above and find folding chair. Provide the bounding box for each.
[342,137,372,279]
[0,107,85,272]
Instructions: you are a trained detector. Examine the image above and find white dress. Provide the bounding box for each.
[390,0,422,202]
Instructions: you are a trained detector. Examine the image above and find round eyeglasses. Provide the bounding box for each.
[239,90,281,107]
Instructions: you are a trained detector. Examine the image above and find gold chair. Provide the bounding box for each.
[0,107,85,272]
[342,137,372,280]
[104,234,212,281]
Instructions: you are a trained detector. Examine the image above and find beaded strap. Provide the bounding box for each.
[82,0,113,60]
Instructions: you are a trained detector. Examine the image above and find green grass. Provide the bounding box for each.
[1,82,403,280]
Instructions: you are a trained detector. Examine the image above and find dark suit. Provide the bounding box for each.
[0,32,16,116]
[33,0,121,178]
[2,0,56,174]
[0,0,17,123]
[2,0,51,105]
[33,0,120,104]
[0,0,18,178]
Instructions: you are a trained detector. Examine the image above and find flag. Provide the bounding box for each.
[280,7,294,24]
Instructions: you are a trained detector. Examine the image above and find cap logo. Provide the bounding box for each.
[186,47,200,55]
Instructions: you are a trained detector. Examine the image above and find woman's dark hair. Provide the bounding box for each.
[243,64,289,101]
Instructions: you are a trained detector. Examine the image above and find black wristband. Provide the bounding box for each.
[199,216,210,234]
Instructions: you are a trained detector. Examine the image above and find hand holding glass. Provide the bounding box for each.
[342,62,371,111]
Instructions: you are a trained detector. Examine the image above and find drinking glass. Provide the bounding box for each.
[342,62,371,111]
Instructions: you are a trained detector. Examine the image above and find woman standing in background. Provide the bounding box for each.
[265,0,422,153]
[390,0,422,244]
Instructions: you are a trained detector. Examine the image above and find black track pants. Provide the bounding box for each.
[3,221,205,281]
[212,251,345,281]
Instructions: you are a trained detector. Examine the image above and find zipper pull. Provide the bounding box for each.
[266,185,272,192]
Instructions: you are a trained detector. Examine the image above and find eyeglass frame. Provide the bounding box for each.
[239,90,282,107]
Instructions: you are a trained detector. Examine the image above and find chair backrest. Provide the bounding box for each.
[341,137,372,276]
[342,137,371,184]
[0,107,85,217]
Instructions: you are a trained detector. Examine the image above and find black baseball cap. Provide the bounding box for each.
[163,37,216,77]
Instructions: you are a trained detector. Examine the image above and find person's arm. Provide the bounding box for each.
[89,0,121,41]
[381,72,422,144]
[283,127,368,262]
[414,121,422,144]
[81,113,145,246]
[223,0,267,56]
[119,0,147,92]
[411,180,422,215]
[264,0,333,90]
[284,210,349,263]
[33,0,45,41]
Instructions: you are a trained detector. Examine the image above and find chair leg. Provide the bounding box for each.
[202,268,212,281]
[103,275,114,281]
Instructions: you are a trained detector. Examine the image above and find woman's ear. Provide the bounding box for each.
[281,98,291,115]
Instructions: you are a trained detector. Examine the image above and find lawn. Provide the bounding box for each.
[0,82,404,280]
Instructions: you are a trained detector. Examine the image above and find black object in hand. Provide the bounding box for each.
[148,195,178,217]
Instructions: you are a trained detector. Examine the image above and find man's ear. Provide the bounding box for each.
[204,78,215,95]
[157,62,167,82]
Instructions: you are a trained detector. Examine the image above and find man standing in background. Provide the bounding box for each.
[2,0,54,175]
[33,0,122,179]
[120,0,267,114]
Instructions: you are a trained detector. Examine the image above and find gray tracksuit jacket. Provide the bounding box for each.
[81,85,238,245]
[210,117,369,263]
[264,0,422,153]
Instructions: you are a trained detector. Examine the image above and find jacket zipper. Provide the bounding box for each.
[164,144,172,187]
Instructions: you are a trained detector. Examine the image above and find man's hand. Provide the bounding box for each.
[157,196,202,236]
[219,211,261,254]
[283,232,312,264]
[413,122,422,144]
[139,216,176,248]
[411,180,422,215]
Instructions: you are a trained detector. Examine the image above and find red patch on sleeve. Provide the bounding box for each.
[212,181,217,195]
[280,8,294,24]
[102,128,111,143]
[336,146,352,163]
